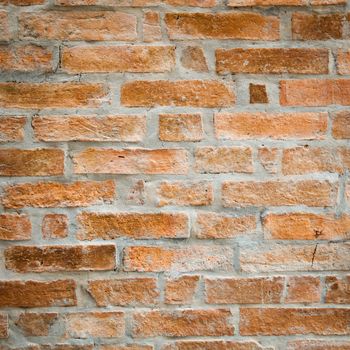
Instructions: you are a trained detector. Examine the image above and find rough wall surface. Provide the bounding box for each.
[0,0,350,349]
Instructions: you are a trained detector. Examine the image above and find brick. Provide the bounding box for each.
[162,341,272,350]
[133,309,234,337]
[228,0,306,5]
[250,84,268,104]
[32,115,146,142]
[222,180,336,207]
[121,80,235,107]
[159,113,203,142]
[127,180,146,205]
[333,111,350,139]
[19,11,137,41]
[55,0,159,5]
[165,12,279,40]
[240,242,350,272]
[165,0,216,5]
[287,340,350,350]
[285,276,321,303]
[325,276,350,304]
[0,313,8,338]
[263,213,350,240]
[258,147,278,173]
[181,46,208,72]
[62,46,175,73]
[1,0,44,4]
[0,117,26,142]
[156,181,213,206]
[0,45,52,72]
[240,308,350,335]
[16,313,57,336]
[143,11,162,42]
[0,280,77,307]
[42,214,68,239]
[3,180,115,209]
[78,212,188,240]
[124,245,234,272]
[5,244,116,272]
[205,277,284,304]
[194,146,253,173]
[337,49,350,75]
[311,0,346,3]
[65,311,124,338]
[0,11,10,41]
[280,79,350,106]
[73,148,188,174]
[0,149,64,176]
[216,48,328,74]
[0,83,108,109]
[88,278,159,306]
[195,213,256,239]
[215,112,327,140]
[165,276,199,304]
[292,13,344,40]
[0,213,31,241]
[100,346,152,350]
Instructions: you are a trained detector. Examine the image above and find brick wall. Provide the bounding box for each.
[0,0,349,349]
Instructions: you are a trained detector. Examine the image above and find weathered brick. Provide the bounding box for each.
[0,280,77,307]
[62,46,175,73]
[165,12,279,40]
[121,80,235,107]
[165,276,199,304]
[325,276,350,304]
[73,148,188,174]
[205,277,284,304]
[143,11,162,42]
[337,49,350,75]
[159,114,203,142]
[333,111,350,139]
[5,244,116,272]
[1,0,44,4]
[0,313,8,338]
[162,341,272,350]
[165,0,216,5]
[133,309,234,337]
[0,11,10,41]
[216,48,328,74]
[156,181,213,206]
[285,276,321,303]
[228,0,306,5]
[16,313,58,336]
[215,112,327,140]
[124,245,234,272]
[19,11,137,41]
[0,213,31,241]
[78,212,188,240]
[263,213,350,240]
[287,340,350,350]
[195,146,253,173]
[195,213,256,239]
[240,308,350,335]
[250,84,268,104]
[0,117,26,142]
[258,147,279,174]
[181,46,208,72]
[3,180,115,209]
[222,180,336,207]
[100,346,152,350]
[0,149,64,176]
[88,278,159,306]
[127,180,146,205]
[42,214,68,239]
[0,83,108,109]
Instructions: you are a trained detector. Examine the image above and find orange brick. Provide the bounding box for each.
[0,313,8,338]
[16,313,57,336]
[0,117,26,142]
[181,46,208,72]
[73,148,188,175]
[42,214,68,239]
[285,276,321,303]
[165,276,199,304]
[162,341,272,350]
[228,0,306,5]
[3,180,115,209]
[124,245,234,272]
[143,11,162,42]
[250,84,268,104]
[325,276,350,304]
[62,46,175,73]
[165,0,216,5]
[0,11,10,41]
[32,115,146,142]
[55,0,159,5]
[88,278,159,306]
[165,12,279,40]
[333,111,350,139]
[0,214,31,241]
[258,147,279,174]
[133,309,234,337]
[216,48,328,74]
[5,244,116,272]
[337,49,350,75]
[77,212,189,240]
[215,112,327,140]
[0,149,64,176]
[287,340,350,350]
[121,80,235,107]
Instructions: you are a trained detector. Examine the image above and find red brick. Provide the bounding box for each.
[32,115,145,142]
[133,309,234,337]
[165,12,279,40]
[165,276,199,304]
[88,278,159,306]
[162,341,272,350]
[121,80,235,107]
[143,11,162,42]
[0,117,26,142]
[62,46,175,73]
[325,276,350,304]
[0,213,31,241]
[215,112,327,140]
[258,147,279,173]
[73,148,188,174]
[0,280,77,307]
[3,180,115,209]
[205,277,284,304]
[285,276,321,303]
[19,11,137,41]
[337,49,350,75]
[0,11,10,41]
[0,83,108,109]
[240,308,350,335]
[5,244,116,272]
[16,313,58,336]
[0,313,8,338]
[333,111,350,139]
[42,214,68,239]
[181,46,208,72]
[216,48,328,74]
[124,245,234,272]
[287,340,350,350]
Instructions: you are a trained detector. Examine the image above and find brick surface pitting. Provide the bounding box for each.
[0,0,349,349]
